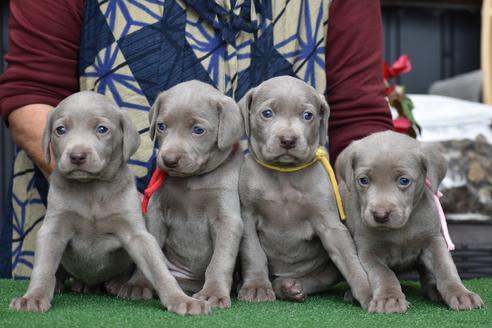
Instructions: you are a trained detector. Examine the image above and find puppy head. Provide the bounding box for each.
[239,76,329,165]
[149,80,242,176]
[335,130,447,230]
[43,91,140,181]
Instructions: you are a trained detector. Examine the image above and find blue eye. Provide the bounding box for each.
[55,126,66,136]
[157,123,167,132]
[192,126,205,135]
[261,109,273,119]
[398,177,412,187]
[358,176,369,186]
[96,125,109,134]
[303,111,314,121]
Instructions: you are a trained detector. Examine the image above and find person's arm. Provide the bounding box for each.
[8,105,54,177]
[0,0,84,176]
[326,0,394,162]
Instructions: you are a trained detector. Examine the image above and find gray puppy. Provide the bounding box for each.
[119,81,244,309]
[9,91,210,315]
[237,76,372,308]
[336,130,484,313]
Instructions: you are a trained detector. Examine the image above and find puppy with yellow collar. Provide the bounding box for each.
[237,76,372,309]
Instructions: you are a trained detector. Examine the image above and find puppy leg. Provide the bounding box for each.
[116,221,211,315]
[238,211,276,302]
[117,213,165,300]
[358,251,408,313]
[10,217,73,312]
[314,221,373,310]
[417,263,441,302]
[272,264,341,302]
[422,238,483,310]
[193,203,243,309]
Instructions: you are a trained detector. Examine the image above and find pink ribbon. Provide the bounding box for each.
[426,178,455,251]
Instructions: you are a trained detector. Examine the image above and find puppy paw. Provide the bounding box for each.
[117,282,153,300]
[193,289,231,309]
[10,296,51,312]
[272,278,305,302]
[166,294,211,316]
[238,283,276,302]
[368,293,409,313]
[444,291,484,310]
[71,279,103,294]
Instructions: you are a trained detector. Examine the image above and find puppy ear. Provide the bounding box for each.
[238,87,256,138]
[420,143,447,193]
[217,96,243,151]
[335,142,357,192]
[318,94,330,146]
[120,111,141,162]
[148,91,166,142]
[42,110,55,164]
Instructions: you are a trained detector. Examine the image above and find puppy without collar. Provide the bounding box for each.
[336,130,484,313]
[9,91,210,315]
[237,76,372,308]
[119,80,244,310]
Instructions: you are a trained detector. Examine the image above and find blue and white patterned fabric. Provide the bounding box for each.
[4,0,331,278]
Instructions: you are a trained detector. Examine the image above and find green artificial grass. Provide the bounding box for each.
[0,279,490,328]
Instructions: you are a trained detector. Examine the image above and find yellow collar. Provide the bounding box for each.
[250,147,346,221]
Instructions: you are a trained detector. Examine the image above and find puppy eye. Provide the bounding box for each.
[398,176,412,187]
[96,125,109,134]
[358,176,370,187]
[55,126,67,136]
[261,109,273,119]
[302,111,314,121]
[157,123,167,132]
[192,125,205,135]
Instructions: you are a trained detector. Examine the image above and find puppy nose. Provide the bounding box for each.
[70,152,87,165]
[279,135,297,149]
[163,155,181,168]
[372,209,390,223]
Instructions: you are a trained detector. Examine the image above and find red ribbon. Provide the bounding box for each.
[393,117,411,134]
[141,167,167,214]
[384,54,412,80]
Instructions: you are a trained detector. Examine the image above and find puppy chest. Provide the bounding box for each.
[67,233,123,255]
[164,214,214,269]
[380,245,423,270]
[255,182,315,224]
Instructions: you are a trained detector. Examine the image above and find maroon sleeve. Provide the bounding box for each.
[326,0,394,162]
[0,0,84,122]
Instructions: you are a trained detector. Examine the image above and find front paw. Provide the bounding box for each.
[368,292,409,313]
[238,282,276,302]
[117,282,153,300]
[166,294,211,316]
[443,290,484,310]
[10,296,51,312]
[193,288,231,309]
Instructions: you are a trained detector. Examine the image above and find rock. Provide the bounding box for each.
[434,134,492,218]
[468,162,486,182]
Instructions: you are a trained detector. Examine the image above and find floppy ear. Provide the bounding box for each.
[120,111,141,162]
[238,87,256,138]
[42,110,55,164]
[148,91,166,142]
[217,96,243,151]
[420,143,447,193]
[318,94,330,146]
[335,142,357,192]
